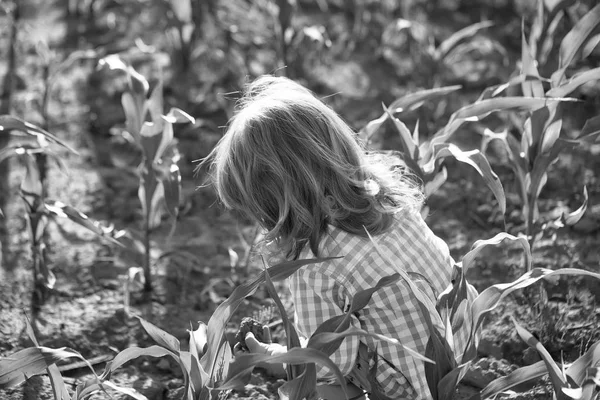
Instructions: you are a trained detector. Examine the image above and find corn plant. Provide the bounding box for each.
[481,3,600,248]
[217,262,433,400]
[360,84,578,218]
[476,320,600,400]
[99,55,194,293]
[366,228,600,400]
[382,19,506,87]
[0,116,124,312]
[0,314,150,400]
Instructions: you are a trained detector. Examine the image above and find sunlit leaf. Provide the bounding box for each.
[462,232,531,273]
[0,347,91,388]
[103,346,176,379]
[553,3,600,84]
[521,32,545,98]
[562,186,588,226]
[135,316,181,353]
[436,21,494,60]
[0,115,78,154]
[423,167,447,198]
[360,86,461,141]
[44,200,124,247]
[463,268,600,363]
[189,322,208,359]
[437,363,471,400]
[547,67,600,98]
[163,107,195,124]
[218,348,348,396]
[512,317,567,395]
[385,109,418,160]
[169,0,193,23]
[278,364,318,400]
[478,360,549,399]
[430,144,506,215]
[539,117,563,155]
[566,340,600,385]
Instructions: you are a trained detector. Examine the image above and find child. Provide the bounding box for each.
[203,76,470,399]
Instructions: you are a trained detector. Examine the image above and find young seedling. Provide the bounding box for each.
[99,55,194,293]
[476,321,600,400]
[0,117,123,312]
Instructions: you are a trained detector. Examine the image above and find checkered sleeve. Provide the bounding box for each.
[289,267,359,380]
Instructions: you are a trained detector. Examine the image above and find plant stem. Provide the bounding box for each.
[144,207,152,293]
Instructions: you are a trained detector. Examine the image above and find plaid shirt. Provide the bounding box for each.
[288,209,474,399]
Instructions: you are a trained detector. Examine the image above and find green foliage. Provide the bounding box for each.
[99,55,194,292]
[0,116,125,310]
[481,2,600,247]
[475,322,600,400]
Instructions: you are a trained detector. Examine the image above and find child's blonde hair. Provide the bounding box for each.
[202,76,423,259]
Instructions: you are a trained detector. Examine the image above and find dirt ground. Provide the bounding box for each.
[1,0,599,399]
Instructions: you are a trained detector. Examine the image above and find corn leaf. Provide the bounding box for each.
[360,86,461,141]
[100,55,149,96]
[479,74,549,101]
[548,67,600,98]
[436,21,494,60]
[539,117,563,155]
[553,3,600,84]
[566,340,600,385]
[135,316,181,353]
[464,268,600,364]
[179,351,209,395]
[308,326,434,365]
[423,167,447,198]
[218,348,348,397]
[278,364,318,400]
[122,92,143,141]
[477,360,549,400]
[512,317,568,396]
[528,138,579,221]
[429,97,574,153]
[430,144,506,215]
[163,107,195,124]
[0,347,90,388]
[521,32,545,98]
[44,200,124,247]
[579,115,600,143]
[425,329,456,400]
[189,322,208,360]
[582,33,600,59]
[169,0,193,23]
[201,257,338,378]
[25,317,71,400]
[0,115,77,154]
[562,186,588,226]
[462,232,531,273]
[388,86,462,114]
[161,163,181,218]
[100,380,149,400]
[104,345,176,378]
[385,109,418,161]
[437,362,471,400]
[263,266,304,380]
